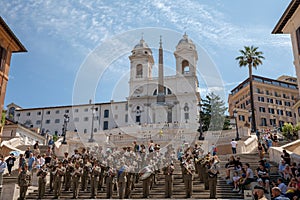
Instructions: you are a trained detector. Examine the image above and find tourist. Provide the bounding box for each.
[0,155,7,188]
[278,160,286,178]
[271,187,290,200]
[272,178,287,195]
[239,163,254,194]
[33,141,40,155]
[252,185,268,200]
[281,150,291,166]
[6,153,16,176]
[258,142,265,160]
[24,147,31,159]
[232,171,240,192]
[283,164,293,181]
[18,154,26,174]
[255,162,270,192]
[27,153,36,171]
[231,139,238,154]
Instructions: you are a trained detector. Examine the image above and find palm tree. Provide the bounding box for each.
[236,46,264,133]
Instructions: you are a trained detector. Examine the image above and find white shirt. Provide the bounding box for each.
[231,141,238,148]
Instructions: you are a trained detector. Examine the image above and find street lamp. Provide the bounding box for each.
[198,102,204,140]
[62,114,69,144]
[88,104,96,143]
[233,110,240,141]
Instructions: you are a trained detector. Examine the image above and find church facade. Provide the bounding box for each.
[7,34,200,136]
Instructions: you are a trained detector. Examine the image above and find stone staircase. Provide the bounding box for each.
[6,144,284,199]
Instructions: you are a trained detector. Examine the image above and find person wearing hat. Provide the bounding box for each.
[18,164,31,200]
[71,162,82,199]
[207,157,220,199]
[253,185,268,200]
[37,164,48,199]
[53,161,66,199]
[271,187,290,200]
[90,161,101,199]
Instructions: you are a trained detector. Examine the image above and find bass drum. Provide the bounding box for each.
[139,166,153,180]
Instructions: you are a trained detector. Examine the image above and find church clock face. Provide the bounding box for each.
[134,86,143,94]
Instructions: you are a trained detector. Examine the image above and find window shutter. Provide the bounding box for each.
[296,27,300,55]
[0,46,7,72]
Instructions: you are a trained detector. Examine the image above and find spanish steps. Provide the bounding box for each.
[0,143,283,200]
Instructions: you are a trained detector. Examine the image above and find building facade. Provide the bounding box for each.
[273,0,300,123]
[7,34,200,136]
[228,75,298,131]
[0,17,26,116]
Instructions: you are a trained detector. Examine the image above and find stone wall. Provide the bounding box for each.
[269,139,300,164]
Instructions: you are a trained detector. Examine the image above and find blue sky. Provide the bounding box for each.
[2,0,294,109]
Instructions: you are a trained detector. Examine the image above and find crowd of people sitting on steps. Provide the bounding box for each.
[224,131,300,200]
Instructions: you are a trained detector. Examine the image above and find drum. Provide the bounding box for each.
[139,166,153,180]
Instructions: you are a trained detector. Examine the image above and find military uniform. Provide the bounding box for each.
[90,164,101,198]
[117,165,127,199]
[18,167,32,200]
[37,167,47,199]
[64,163,73,191]
[81,162,91,192]
[53,165,66,199]
[72,164,82,199]
[162,163,175,198]
[183,160,195,198]
[207,160,219,199]
[105,167,115,198]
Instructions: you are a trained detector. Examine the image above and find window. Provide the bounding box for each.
[258,96,264,102]
[266,90,270,95]
[84,108,88,112]
[277,109,284,115]
[74,117,79,122]
[84,129,87,134]
[84,117,89,121]
[46,111,50,115]
[103,121,108,130]
[36,120,41,125]
[268,108,275,114]
[125,104,128,111]
[26,112,31,116]
[37,111,41,115]
[55,110,60,114]
[182,60,190,74]
[184,113,189,120]
[261,118,267,126]
[0,46,7,72]
[74,109,79,113]
[276,100,282,105]
[238,115,245,121]
[94,128,97,132]
[45,120,51,124]
[259,107,265,112]
[267,98,273,103]
[136,64,143,78]
[16,113,20,117]
[65,109,69,113]
[279,120,284,127]
[270,119,276,126]
[95,107,98,111]
[284,101,291,107]
[104,109,109,118]
[55,119,60,123]
[125,114,128,123]
[286,111,292,117]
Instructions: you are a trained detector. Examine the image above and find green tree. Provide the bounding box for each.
[235,46,264,132]
[200,93,228,131]
[282,122,300,140]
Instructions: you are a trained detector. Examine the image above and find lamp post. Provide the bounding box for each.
[233,110,240,141]
[88,104,96,143]
[62,114,69,144]
[198,102,204,140]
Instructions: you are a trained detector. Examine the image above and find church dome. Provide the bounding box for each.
[134,39,149,49]
[176,33,196,50]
